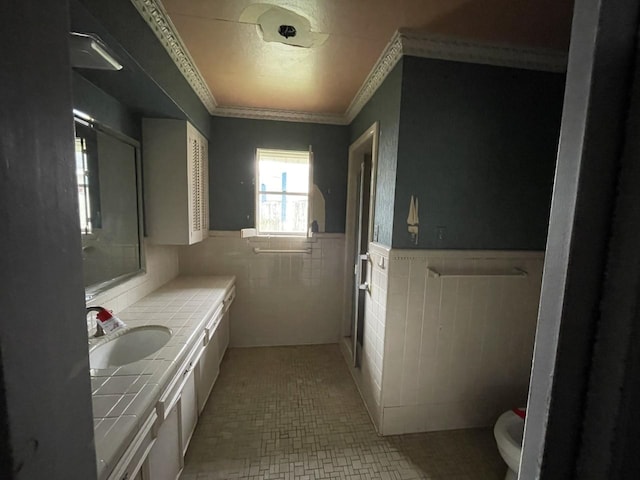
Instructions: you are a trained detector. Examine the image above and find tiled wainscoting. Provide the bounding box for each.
[179,232,345,347]
[348,246,544,435]
[345,243,390,431]
[379,249,544,435]
[86,241,180,334]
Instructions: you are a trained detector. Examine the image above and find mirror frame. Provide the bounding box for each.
[74,112,146,301]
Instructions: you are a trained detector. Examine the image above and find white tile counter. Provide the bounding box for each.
[89,275,235,480]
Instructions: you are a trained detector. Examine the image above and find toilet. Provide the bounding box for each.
[494,408,525,480]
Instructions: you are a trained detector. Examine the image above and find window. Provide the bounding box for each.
[256,148,311,235]
[74,121,101,235]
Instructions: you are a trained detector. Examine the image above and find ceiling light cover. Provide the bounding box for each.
[240,4,328,48]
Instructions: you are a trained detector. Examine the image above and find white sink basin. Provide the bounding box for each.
[89,326,172,369]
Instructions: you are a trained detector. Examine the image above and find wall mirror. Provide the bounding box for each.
[74,112,144,298]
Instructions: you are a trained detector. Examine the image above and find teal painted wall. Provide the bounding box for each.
[209,116,350,232]
[72,72,140,140]
[349,60,403,247]
[68,0,564,250]
[392,56,565,249]
[1,1,97,477]
[71,0,210,137]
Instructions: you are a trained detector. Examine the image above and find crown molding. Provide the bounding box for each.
[343,30,567,122]
[131,1,568,125]
[399,29,568,74]
[213,106,347,125]
[130,0,217,113]
[344,32,404,124]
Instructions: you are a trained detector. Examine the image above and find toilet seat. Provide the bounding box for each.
[494,409,525,473]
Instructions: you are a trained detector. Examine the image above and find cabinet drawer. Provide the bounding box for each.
[157,334,205,420]
[107,410,157,480]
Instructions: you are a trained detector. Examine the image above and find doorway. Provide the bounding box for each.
[342,122,379,367]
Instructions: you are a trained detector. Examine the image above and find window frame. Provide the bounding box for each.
[254,147,313,237]
[74,120,102,235]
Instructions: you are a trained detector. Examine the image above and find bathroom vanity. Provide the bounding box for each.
[90,275,235,480]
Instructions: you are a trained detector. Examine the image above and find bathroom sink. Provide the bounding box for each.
[89,326,172,369]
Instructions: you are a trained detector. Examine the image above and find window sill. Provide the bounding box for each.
[206,230,344,241]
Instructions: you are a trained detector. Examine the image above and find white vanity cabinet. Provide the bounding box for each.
[95,278,236,480]
[147,333,205,479]
[218,286,234,360]
[107,411,157,480]
[146,402,180,480]
[179,367,198,456]
[142,118,209,245]
[196,286,235,413]
[196,305,222,413]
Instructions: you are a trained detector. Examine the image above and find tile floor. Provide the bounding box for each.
[181,345,505,480]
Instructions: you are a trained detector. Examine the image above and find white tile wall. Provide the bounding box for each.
[364,243,389,403]
[179,232,345,347]
[380,250,544,435]
[85,235,541,439]
[86,241,180,334]
[345,242,390,432]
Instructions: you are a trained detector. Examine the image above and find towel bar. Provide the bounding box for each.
[426,267,528,278]
[253,248,312,254]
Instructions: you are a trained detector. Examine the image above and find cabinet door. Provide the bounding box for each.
[146,402,182,480]
[180,369,198,455]
[187,129,204,244]
[218,311,229,364]
[108,412,157,480]
[200,136,209,234]
[196,334,219,414]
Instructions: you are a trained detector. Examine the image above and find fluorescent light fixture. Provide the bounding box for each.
[73,109,94,122]
[69,32,123,71]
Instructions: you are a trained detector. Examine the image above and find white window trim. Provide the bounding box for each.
[253,147,313,238]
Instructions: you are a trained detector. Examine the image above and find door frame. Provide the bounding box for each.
[521,0,640,478]
[342,122,379,339]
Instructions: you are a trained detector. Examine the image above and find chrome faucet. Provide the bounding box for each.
[86,306,106,337]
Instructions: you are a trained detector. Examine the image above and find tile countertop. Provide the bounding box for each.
[89,275,235,480]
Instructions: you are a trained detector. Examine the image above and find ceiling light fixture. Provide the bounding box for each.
[240,4,328,48]
[278,25,297,39]
[69,32,123,71]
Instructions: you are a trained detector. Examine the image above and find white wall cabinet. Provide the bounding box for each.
[142,119,209,245]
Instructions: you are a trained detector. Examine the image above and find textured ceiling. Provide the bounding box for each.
[161,0,574,115]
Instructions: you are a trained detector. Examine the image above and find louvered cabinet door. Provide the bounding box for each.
[187,125,204,244]
[200,138,209,234]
